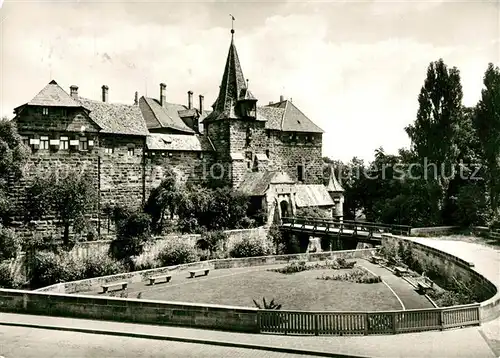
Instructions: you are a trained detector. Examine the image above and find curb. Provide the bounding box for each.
[0,321,369,358]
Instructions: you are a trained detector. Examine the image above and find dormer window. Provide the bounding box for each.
[42,107,49,116]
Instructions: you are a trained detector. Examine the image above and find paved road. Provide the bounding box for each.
[361,260,434,310]
[0,325,318,358]
[409,236,500,356]
[0,312,495,358]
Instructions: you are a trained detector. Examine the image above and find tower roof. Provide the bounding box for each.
[326,166,344,192]
[210,33,249,116]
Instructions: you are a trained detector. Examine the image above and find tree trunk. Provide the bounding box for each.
[63,223,70,246]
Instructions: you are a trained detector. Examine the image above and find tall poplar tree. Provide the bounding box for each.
[405,59,463,211]
[474,63,500,217]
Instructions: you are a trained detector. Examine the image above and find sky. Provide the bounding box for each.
[0,0,498,162]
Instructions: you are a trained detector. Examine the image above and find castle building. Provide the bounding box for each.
[10,29,343,230]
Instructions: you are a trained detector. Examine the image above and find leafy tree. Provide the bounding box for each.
[405,59,463,211]
[0,118,29,224]
[109,212,152,262]
[144,166,181,233]
[24,170,98,245]
[474,63,500,216]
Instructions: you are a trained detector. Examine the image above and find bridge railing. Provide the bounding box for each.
[258,303,480,335]
[281,217,412,236]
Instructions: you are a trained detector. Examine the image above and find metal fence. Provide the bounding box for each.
[258,303,480,335]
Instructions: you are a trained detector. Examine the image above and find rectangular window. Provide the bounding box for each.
[128,148,135,156]
[42,107,49,116]
[79,137,88,151]
[297,165,304,182]
[61,108,67,117]
[59,136,69,150]
[21,136,30,147]
[105,147,114,154]
[40,136,49,150]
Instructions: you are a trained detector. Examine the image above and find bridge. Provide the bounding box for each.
[280,217,412,247]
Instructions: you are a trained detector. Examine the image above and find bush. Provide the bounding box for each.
[84,253,126,278]
[201,230,228,258]
[230,237,273,258]
[31,251,86,287]
[131,246,162,271]
[0,262,23,288]
[271,258,357,274]
[318,267,381,284]
[0,226,21,261]
[110,212,152,261]
[158,239,199,266]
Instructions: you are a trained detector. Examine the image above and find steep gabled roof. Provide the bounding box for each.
[25,80,82,108]
[265,100,323,133]
[295,184,334,207]
[78,98,148,136]
[237,170,295,196]
[139,97,194,134]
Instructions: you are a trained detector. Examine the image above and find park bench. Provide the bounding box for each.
[102,281,128,294]
[394,266,408,277]
[148,274,172,286]
[417,280,434,294]
[189,269,210,278]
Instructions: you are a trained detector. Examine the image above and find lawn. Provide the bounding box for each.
[112,265,402,311]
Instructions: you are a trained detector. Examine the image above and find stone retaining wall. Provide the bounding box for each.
[381,234,499,322]
[65,226,269,262]
[0,288,259,333]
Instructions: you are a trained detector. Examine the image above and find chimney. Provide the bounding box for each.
[269,101,274,105]
[134,91,139,105]
[101,85,109,103]
[199,95,204,113]
[160,83,166,107]
[280,95,285,102]
[70,85,79,99]
[188,90,193,109]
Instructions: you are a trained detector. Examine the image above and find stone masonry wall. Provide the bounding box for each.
[0,288,259,333]
[63,226,268,262]
[144,151,216,200]
[98,134,145,210]
[271,132,323,184]
[381,235,497,303]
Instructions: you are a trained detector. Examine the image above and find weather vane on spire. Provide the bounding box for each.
[230,14,235,34]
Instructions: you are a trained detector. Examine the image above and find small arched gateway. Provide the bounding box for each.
[280,200,289,219]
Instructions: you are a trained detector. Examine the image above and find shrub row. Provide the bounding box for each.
[271,258,357,274]
[318,267,382,284]
[31,251,126,288]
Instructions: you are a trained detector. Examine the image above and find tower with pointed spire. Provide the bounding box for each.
[204,26,265,187]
